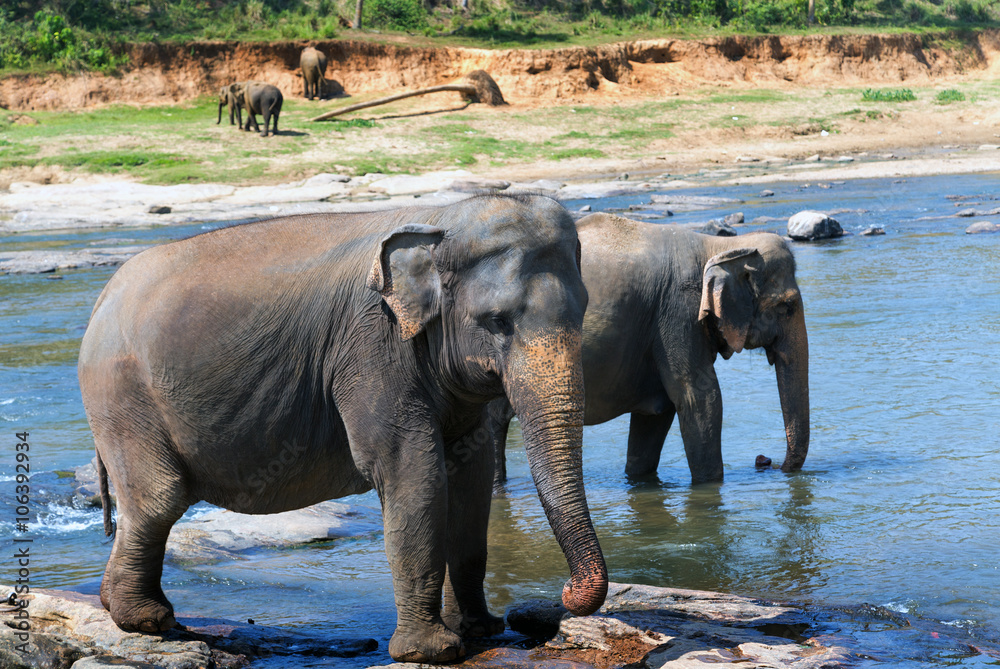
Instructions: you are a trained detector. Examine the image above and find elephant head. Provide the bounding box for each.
[698,234,809,473]
[368,195,608,616]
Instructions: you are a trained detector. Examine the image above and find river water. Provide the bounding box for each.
[1,172,999,666]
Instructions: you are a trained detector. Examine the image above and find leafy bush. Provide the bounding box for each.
[861,88,917,102]
[364,0,428,30]
[935,88,966,103]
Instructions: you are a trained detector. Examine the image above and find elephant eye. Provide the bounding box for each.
[483,313,514,337]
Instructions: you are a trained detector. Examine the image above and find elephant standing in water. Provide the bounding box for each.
[78,194,607,664]
[300,45,328,99]
[492,212,809,485]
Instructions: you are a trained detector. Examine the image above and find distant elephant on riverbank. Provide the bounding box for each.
[235,81,283,137]
[491,212,810,486]
[78,194,607,664]
[216,82,242,127]
[300,46,328,100]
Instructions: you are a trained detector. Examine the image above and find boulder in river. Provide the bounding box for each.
[965,221,1000,234]
[698,219,738,236]
[787,211,844,241]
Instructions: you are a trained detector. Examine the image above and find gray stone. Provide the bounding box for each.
[2,590,377,669]
[649,194,743,207]
[72,657,161,668]
[724,212,744,226]
[699,219,737,236]
[787,210,844,241]
[146,205,171,214]
[966,221,1000,234]
[861,226,885,236]
[956,208,978,217]
[0,246,150,275]
[759,189,775,197]
[445,179,510,193]
[166,500,381,562]
[0,622,92,668]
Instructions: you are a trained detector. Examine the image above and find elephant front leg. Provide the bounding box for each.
[377,448,464,663]
[673,372,725,484]
[625,408,675,479]
[442,429,504,638]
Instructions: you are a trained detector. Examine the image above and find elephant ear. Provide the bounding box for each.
[698,248,763,357]
[367,224,446,341]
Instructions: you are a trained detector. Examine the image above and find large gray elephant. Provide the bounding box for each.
[492,212,809,485]
[235,80,283,137]
[300,45,328,100]
[78,194,607,664]
[216,82,243,127]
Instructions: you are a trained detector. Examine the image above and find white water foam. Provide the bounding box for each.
[33,499,104,534]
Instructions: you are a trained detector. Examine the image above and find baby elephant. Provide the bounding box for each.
[216,82,242,127]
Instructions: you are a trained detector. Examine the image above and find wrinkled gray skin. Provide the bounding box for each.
[300,46,328,100]
[234,81,283,137]
[491,212,809,486]
[216,82,243,128]
[78,195,608,664]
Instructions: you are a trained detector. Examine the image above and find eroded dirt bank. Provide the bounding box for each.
[3,30,1000,111]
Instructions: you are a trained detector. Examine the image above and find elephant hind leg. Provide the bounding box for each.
[87,377,192,632]
[625,409,675,479]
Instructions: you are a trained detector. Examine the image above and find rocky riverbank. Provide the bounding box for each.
[4,581,999,668]
[3,143,999,274]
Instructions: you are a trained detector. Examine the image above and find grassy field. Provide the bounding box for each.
[3,80,997,186]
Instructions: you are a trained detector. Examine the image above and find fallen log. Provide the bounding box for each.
[309,69,506,122]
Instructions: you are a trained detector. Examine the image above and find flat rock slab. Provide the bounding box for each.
[0,246,150,274]
[372,583,1000,668]
[166,500,383,563]
[0,589,378,669]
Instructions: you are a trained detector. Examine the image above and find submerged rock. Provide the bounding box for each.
[787,211,844,241]
[167,500,382,562]
[861,225,886,236]
[966,221,1000,234]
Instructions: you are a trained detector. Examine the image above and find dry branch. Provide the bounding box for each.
[309,70,506,122]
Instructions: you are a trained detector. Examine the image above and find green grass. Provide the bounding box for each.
[935,88,966,103]
[861,88,918,102]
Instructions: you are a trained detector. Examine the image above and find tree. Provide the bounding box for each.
[354,0,362,28]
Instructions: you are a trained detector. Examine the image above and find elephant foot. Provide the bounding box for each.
[388,623,465,663]
[109,596,178,634]
[444,610,504,638]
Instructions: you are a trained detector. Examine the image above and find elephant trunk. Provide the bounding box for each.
[505,330,608,617]
[769,306,810,472]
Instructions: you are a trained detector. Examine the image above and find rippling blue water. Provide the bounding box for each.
[1,173,998,666]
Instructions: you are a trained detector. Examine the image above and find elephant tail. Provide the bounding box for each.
[96,450,116,539]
